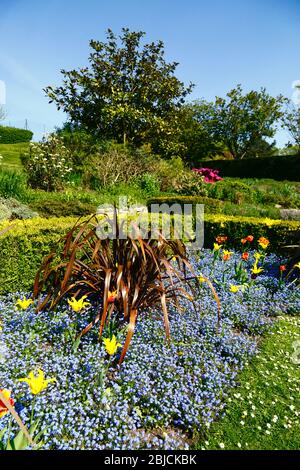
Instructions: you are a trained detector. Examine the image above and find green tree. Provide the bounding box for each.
[189,85,285,160]
[45,28,193,153]
[178,103,226,164]
[282,103,300,152]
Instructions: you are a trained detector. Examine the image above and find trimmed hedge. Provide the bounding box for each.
[0,214,299,294]
[0,126,33,144]
[0,217,76,294]
[197,154,300,181]
[202,214,300,252]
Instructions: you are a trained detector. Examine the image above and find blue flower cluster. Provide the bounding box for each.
[0,249,299,449]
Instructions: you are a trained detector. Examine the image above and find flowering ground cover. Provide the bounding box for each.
[0,246,299,450]
[196,316,300,450]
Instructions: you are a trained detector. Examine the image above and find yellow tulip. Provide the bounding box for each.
[103,335,122,356]
[223,249,234,261]
[67,295,90,313]
[18,369,56,395]
[294,262,300,269]
[251,265,264,275]
[258,237,270,250]
[213,243,222,251]
[198,274,206,283]
[229,284,241,293]
[16,297,33,310]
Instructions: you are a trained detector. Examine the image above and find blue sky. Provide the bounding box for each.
[0,0,299,144]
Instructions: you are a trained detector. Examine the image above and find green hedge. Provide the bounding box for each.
[0,126,33,144]
[0,214,299,294]
[196,155,300,181]
[202,214,300,252]
[0,217,76,294]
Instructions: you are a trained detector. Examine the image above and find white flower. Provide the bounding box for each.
[219,443,225,449]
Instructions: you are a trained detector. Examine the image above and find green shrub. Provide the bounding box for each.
[21,134,73,191]
[135,173,160,197]
[83,146,148,189]
[206,180,256,204]
[148,195,223,213]
[0,169,27,199]
[28,199,96,218]
[0,126,33,144]
[196,154,300,181]
[222,201,280,219]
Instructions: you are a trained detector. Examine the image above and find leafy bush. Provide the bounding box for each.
[33,214,197,363]
[28,199,96,218]
[135,173,160,197]
[0,169,27,199]
[83,146,148,189]
[21,135,73,191]
[173,171,208,196]
[206,179,256,204]
[0,126,33,144]
[148,195,223,213]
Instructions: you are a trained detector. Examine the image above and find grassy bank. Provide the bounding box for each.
[0,142,29,169]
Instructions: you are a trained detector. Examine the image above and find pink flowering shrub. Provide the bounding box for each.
[192,167,223,183]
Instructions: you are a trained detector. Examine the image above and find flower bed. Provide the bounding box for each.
[0,248,299,450]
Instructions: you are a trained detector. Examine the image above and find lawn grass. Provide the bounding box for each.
[195,316,300,450]
[0,142,29,169]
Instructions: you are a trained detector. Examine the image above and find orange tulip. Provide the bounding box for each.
[107,290,118,303]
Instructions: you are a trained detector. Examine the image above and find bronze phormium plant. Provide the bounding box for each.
[33,213,220,364]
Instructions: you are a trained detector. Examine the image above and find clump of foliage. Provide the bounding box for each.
[0,168,27,199]
[33,213,203,363]
[83,144,148,189]
[282,102,300,153]
[21,134,73,191]
[206,179,256,204]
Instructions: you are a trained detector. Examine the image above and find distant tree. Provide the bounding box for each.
[189,85,285,160]
[245,136,276,158]
[282,103,300,152]
[178,102,226,164]
[45,28,193,154]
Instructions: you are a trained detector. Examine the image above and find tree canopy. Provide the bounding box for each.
[282,102,300,152]
[187,85,285,160]
[45,28,193,153]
